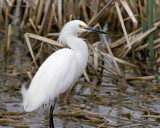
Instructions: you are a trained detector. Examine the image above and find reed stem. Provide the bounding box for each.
[148,0,154,60]
[5,5,9,65]
[143,0,149,32]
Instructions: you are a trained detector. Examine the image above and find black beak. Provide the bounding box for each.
[84,27,107,35]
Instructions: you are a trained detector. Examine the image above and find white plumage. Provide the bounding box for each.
[22,20,88,112]
[21,20,106,127]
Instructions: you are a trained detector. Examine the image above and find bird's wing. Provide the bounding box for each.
[22,49,79,112]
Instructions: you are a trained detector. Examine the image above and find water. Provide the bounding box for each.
[0,28,160,128]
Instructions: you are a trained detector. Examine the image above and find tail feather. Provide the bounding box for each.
[21,83,27,100]
[21,83,36,112]
[21,83,46,112]
[21,83,29,111]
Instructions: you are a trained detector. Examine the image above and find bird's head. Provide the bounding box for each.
[58,20,107,45]
[61,20,107,35]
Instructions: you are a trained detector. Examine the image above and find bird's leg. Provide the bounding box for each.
[49,97,58,128]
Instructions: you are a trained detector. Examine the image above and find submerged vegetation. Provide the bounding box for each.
[0,0,160,127]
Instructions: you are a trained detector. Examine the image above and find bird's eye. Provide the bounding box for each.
[79,25,83,29]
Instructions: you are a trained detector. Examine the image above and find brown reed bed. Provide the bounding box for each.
[0,0,160,127]
[1,0,159,60]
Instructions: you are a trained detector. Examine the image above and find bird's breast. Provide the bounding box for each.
[76,48,88,75]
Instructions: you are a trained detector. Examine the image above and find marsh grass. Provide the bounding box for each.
[0,0,159,94]
[0,0,159,99]
[0,0,160,127]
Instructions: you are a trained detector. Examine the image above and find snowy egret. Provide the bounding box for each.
[21,20,107,128]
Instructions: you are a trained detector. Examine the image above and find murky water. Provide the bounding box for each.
[0,29,160,128]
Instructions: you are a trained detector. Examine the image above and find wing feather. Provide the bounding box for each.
[22,49,78,112]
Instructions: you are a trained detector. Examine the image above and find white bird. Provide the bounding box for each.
[21,20,106,128]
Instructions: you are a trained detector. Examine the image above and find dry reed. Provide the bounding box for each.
[1,0,160,127]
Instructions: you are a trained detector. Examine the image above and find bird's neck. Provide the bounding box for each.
[68,35,87,51]
[66,35,88,74]
[59,33,88,54]
[58,33,88,75]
